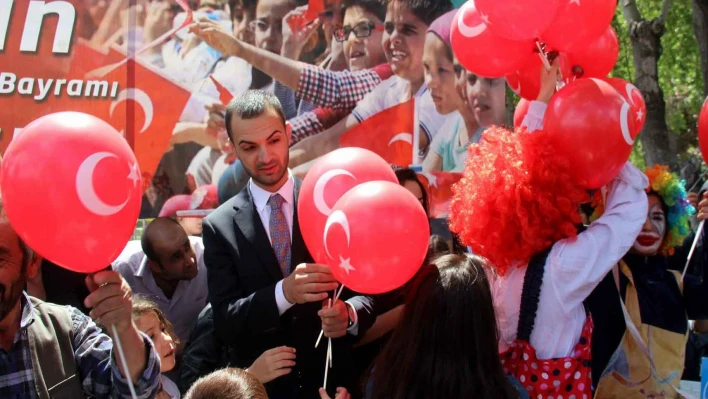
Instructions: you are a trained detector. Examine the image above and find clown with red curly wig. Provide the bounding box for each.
[584,164,708,398]
[449,62,650,398]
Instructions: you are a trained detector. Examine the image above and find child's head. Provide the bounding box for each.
[338,0,388,71]
[382,0,452,84]
[423,10,461,115]
[184,368,268,399]
[464,73,506,128]
[132,296,178,374]
[371,254,516,399]
[230,0,258,44]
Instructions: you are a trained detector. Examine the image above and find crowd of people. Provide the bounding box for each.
[2,0,708,398]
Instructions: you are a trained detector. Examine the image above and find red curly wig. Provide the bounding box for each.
[448,127,589,276]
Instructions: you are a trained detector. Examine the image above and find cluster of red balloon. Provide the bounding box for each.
[298,148,429,294]
[451,0,617,83]
[451,0,645,189]
[0,112,142,273]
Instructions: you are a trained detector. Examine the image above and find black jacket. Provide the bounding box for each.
[202,180,376,399]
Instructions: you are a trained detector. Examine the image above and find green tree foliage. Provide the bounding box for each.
[612,0,705,168]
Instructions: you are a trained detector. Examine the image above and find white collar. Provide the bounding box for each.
[249,170,295,213]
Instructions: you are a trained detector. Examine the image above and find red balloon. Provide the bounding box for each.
[451,2,534,78]
[602,77,647,134]
[699,97,708,164]
[514,99,531,128]
[475,0,561,41]
[0,112,142,273]
[506,52,572,101]
[298,148,397,265]
[566,26,619,79]
[543,78,638,189]
[323,181,429,294]
[541,0,617,52]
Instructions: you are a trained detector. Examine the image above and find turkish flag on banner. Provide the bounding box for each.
[101,60,191,185]
[0,57,190,186]
[339,99,415,167]
[417,172,463,218]
[69,40,123,78]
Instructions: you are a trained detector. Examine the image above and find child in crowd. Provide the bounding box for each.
[420,9,506,173]
[184,367,350,399]
[190,0,392,153]
[286,0,453,171]
[369,254,526,399]
[133,296,182,399]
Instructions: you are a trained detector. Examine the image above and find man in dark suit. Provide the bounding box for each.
[202,90,375,399]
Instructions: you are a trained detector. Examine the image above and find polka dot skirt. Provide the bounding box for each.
[501,315,594,399]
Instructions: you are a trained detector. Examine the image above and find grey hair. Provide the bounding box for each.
[224,90,286,142]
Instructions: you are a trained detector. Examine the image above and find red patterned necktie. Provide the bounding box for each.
[268,194,292,276]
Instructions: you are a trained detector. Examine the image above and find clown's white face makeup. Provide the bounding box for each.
[632,193,666,256]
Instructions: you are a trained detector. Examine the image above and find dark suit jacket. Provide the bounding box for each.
[202,179,376,399]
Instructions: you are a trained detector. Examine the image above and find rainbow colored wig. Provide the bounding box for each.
[645,165,695,256]
[589,164,694,256]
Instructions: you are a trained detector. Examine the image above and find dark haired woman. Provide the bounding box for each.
[368,254,525,399]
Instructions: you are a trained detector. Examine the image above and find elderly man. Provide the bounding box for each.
[113,217,208,342]
[0,199,160,398]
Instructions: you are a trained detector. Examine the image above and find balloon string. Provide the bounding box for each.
[111,324,138,399]
[323,298,332,391]
[682,219,704,280]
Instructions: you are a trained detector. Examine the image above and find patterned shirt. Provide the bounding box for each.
[295,64,392,111]
[291,64,393,142]
[0,293,160,399]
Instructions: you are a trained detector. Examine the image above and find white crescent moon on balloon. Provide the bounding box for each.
[323,210,351,260]
[110,88,154,133]
[388,133,413,147]
[457,3,487,38]
[313,169,355,216]
[624,83,641,107]
[76,152,130,216]
[619,101,634,145]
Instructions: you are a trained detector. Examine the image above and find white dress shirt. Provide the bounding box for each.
[112,237,209,342]
[248,171,359,334]
[489,101,649,359]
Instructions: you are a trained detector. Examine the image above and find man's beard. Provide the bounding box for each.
[0,274,26,324]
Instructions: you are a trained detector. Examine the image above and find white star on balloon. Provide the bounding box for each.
[339,256,356,275]
[569,0,581,5]
[636,109,644,122]
[128,163,140,187]
[480,13,490,25]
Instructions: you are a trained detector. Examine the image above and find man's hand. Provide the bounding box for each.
[697,192,708,221]
[318,299,349,338]
[189,19,242,57]
[247,346,296,383]
[282,264,339,304]
[319,387,351,399]
[84,271,134,336]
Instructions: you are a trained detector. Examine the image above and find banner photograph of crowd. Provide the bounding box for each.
[2,0,708,397]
